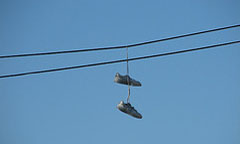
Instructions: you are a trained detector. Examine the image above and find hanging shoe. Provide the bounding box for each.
[114,73,142,86]
[117,101,142,119]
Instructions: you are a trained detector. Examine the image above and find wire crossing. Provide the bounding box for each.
[0,40,239,79]
[0,24,239,59]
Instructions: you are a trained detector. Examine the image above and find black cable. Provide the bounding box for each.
[0,24,239,59]
[0,40,239,79]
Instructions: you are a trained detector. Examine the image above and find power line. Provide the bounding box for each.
[0,40,239,79]
[0,24,240,59]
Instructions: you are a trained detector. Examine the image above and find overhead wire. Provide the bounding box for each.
[0,40,239,79]
[0,24,239,59]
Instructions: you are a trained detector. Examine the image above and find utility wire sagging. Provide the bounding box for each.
[0,40,239,79]
[0,24,239,59]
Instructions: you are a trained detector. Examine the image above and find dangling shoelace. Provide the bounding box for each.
[126,47,130,103]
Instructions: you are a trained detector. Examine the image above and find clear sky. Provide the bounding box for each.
[0,0,240,144]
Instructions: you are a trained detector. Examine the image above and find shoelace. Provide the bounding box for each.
[127,47,130,103]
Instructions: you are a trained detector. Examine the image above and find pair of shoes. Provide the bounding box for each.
[114,73,142,86]
[117,101,142,119]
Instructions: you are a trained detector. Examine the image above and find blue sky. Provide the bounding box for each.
[0,0,240,144]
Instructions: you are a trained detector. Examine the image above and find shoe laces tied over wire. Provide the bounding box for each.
[126,47,130,103]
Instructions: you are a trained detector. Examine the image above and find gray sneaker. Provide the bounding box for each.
[114,73,142,86]
[117,101,142,119]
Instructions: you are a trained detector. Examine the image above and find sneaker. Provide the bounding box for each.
[117,101,142,119]
[114,73,142,86]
